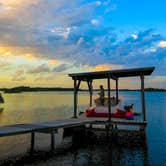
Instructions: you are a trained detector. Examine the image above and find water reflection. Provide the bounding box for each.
[69,128,149,166]
[0,125,149,166]
[110,139,149,166]
[0,92,89,125]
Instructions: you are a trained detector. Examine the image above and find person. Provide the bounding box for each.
[98,85,105,106]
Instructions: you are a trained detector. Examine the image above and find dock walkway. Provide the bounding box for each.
[0,118,146,152]
[0,118,96,137]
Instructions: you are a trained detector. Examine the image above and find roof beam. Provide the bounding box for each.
[69,66,155,80]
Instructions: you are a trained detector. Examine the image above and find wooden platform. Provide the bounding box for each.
[0,117,147,152]
[0,117,147,137]
[89,118,147,126]
[78,113,147,126]
[0,118,97,137]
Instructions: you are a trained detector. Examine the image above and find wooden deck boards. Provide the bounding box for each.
[111,119,147,126]
[0,118,96,137]
[0,126,32,137]
[0,118,146,137]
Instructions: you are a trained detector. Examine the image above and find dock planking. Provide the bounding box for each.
[111,119,147,126]
[0,118,96,137]
[0,117,147,137]
[0,126,32,137]
[0,117,147,153]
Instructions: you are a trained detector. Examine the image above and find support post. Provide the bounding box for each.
[30,132,35,153]
[107,77,111,121]
[73,79,81,118]
[105,124,110,141]
[51,132,55,151]
[140,75,146,121]
[74,79,78,118]
[87,80,93,107]
[115,79,119,104]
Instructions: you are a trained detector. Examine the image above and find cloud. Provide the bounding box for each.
[52,1,103,26]
[84,64,123,71]
[15,69,24,76]
[49,59,58,65]
[53,64,70,72]
[131,34,138,39]
[96,1,102,6]
[35,75,54,81]
[158,41,166,48]
[55,25,117,65]
[0,0,165,88]
[0,0,117,66]
[12,76,26,81]
[28,64,50,74]
[91,19,100,25]
[76,37,84,46]
[0,0,113,63]
[106,29,164,65]
[0,0,40,8]
[0,60,11,68]
[12,69,26,81]
[51,27,71,39]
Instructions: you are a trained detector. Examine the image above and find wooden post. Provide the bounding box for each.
[140,75,146,121]
[107,77,111,121]
[105,124,110,141]
[30,132,35,153]
[74,79,78,118]
[87,80,93,107]
[90,81,93,107]
[51,132,55,151]
[73,79,81,118]
[115,79,119,104]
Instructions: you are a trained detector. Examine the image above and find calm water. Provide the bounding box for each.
[0,91,166,165]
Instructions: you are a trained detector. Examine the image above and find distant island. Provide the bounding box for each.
[0,86,74,93]
[0,86,165,93]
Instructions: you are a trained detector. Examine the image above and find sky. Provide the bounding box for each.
[0,0,165,89]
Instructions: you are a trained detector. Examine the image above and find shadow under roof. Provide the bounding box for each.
[69,66,155,81]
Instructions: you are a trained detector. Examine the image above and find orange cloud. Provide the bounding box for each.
[0,47,40,62]
[23,53,36,61]
[0,0,40,8]
[49,59,58,65]
[84,64,123,72]
[92,64,112,71]
[0,47,11,56]
[4,51,12,57]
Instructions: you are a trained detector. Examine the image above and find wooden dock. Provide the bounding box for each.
[0,118,95,137]
[0,118,146,137]
[0,117,146,152]
[0,118,97,152]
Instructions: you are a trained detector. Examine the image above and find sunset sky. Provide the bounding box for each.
[0,0,165,88]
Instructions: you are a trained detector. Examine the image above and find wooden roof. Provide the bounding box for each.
[69,66,155,81]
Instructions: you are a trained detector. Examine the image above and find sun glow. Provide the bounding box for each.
[0,0,40,7]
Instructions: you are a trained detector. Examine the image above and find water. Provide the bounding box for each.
[0,91,165,165]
